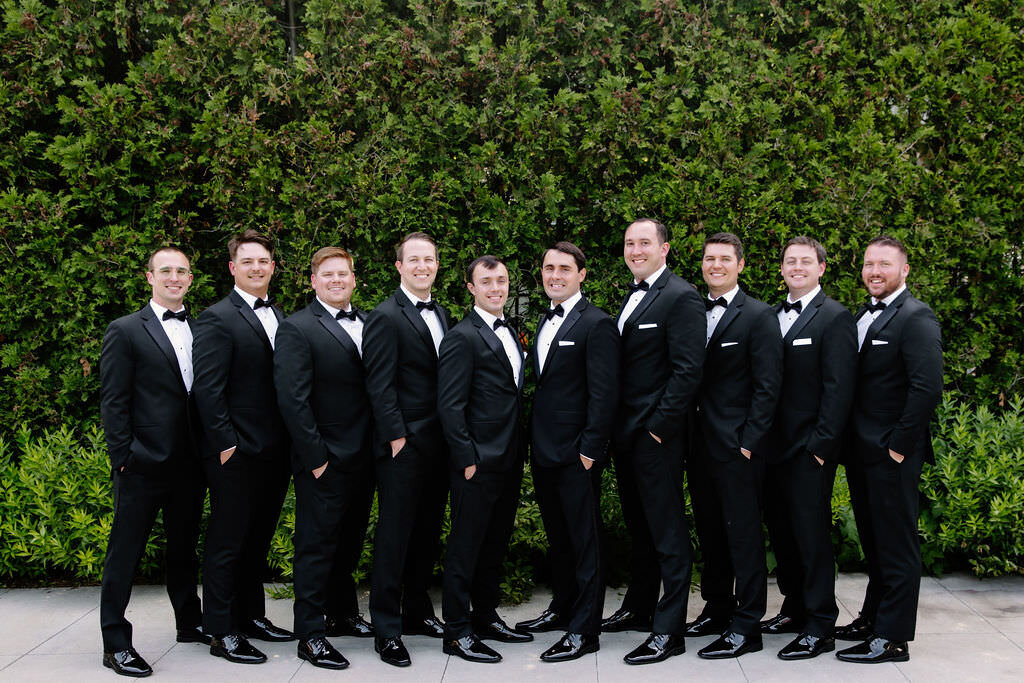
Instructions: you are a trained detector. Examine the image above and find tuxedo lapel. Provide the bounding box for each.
[783,290,824,343]
[622,269,671,335]
[311,301,361,360]
[539,300,584,381]
[473,312,517,389]
[709,289,745,347]
[230,290,274,351]
[396,290,438,354]
[140,306,187,392]
[862,289,909,351]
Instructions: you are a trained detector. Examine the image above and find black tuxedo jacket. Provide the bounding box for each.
[848,289,943,465]
[767,290,857,464]
[614,268,706,450]
[100,304,199,474]
[437,310,525,472]
[274,300,373,474]
[193,289,288,460]
[363,289,452,457]
[698,288,783,460]
[529,297,620,467]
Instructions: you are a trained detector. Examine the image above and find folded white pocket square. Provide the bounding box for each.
[871,339,888,346]
[638,323,658,329]
[720,341,739,347]
[793,338,812,346]
[558,340,575,346]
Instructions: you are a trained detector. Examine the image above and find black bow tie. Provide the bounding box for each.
[545,304,565,321]
[705,297,727,311]
[628,281,650,294]
[253,298,271,309]
[492,318,508,331]
[335,309,358,321]
[782,300,802,313]
[162,309,187,322]
[415,300,436,311]
[867,301,887,313]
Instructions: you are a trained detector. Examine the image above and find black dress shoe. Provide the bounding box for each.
[102,648,152,677]
[298,636,349,669]
[326,613,375,638]
[778,633,835,660]
[403,615,445,638]
[697,631,763,659]
[210,633,267,664]
[375,636,411,667]
[243,616,296,642]
[834,615,874,641]
[760,613,804,635]
[443,634,502,663]
[684,614,732,637]
[623,633,686,664]
[475,617,534,643]
[836,636,909,663]
[515,609,568,633]
[601,608,653,633]
[540,633,600,662]
[176,625,212,644]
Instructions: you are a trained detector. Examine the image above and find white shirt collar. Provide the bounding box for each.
[400,283,432,306]
[149,299,184,319]
[234,285,269,309]
[551,290,583,315]
[637,264,667,288]
[872,284,906,307]
[788,285,821,307]
[710,285,740,305]
[316,296,353,319]
[474,305,505,329]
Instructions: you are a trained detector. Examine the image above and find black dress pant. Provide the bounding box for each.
[613,448,660,620]
[369,439,449,637]
[442,464,523,639]
[846,454,924,642]
[292,462,375,640]
[100,466,205,651]
[764,455,839,637]
[202,452,290,636]
[533,460,604,636]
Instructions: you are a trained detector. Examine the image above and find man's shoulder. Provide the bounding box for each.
[740,291,774,316]
[198,293,236,319]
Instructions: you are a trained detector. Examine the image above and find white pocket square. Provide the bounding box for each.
[793,338,812,346]
[638,323,658,330]
[558,340,575,346]
[871,339,888,346]
[720,341,739,347]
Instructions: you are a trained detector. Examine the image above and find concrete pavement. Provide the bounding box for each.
[1,573,1023,681]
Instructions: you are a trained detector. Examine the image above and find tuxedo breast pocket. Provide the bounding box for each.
[792,338,813,346]
[719,341,739,348]
[637,323,658,330]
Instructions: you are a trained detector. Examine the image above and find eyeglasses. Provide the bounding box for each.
[154,267,191,277]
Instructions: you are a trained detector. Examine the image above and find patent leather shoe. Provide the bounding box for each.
[403,615,445,638]
[243,616,296,642]
[515,609,568,633]
[684,613,731,637]
[176,625,212,644]
[836,636,909,663]
[601,608,653,633]
[697,630,763,659]
[375,636,411,667]
[210,633,267,664]
[297,636,349,669]
[475,617,534,643]
[102,648,152,677]
[760,613,804,635]
[623,633,686,664]
[326,613,374,638]
[540,633,599,662]
[834,615,874,641]
[778,633,835,660]
[443,634,502,663]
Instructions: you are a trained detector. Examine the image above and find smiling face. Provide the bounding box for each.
[146,249,192,310]
[623,220,669,283]
[229,241,275,298]
[468,262,509,318]
[312,256,356,310]
[396,238,438,300]
[542,249,586,305]
[861,243,909,300]
[702,242,744,297]
[781,243,826,299]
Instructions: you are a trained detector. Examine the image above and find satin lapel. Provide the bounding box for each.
[542,301,584,380]
[397,291,437,353]
[864,289,908,344]
[784,290,825,343]
[708,289,744,347]
[473,312,516,388]
[624,283,662,331]
[230,290,273,351]
[140,307,186,392]
[531,313,546,381]
[437,303,450,333]
[312,301,360,359]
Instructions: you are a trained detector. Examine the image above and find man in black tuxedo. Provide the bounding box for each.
[98,247,207,677]
[437,255,533,663]
[516,242,620,662]
[274,247,377,670]
[363,232,451,667]
[761,236,857,660]
[606,218,705,665]
[689,232,782,660]
[836,235,942,664]
[193,229,294,665]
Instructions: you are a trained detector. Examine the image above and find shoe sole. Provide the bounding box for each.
[298,651,349,670]
[836,653,909,663]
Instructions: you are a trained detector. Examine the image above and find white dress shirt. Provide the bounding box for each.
[857,284,906,350]
[777,285,821,338]
[234,285,278,349]
[536,290,582,374]
[317,297,364,357]
[706,285,739,345]
[401,284,444,354]
[149,300,193,391]
[474,306,522,384]
[618,264,667,334]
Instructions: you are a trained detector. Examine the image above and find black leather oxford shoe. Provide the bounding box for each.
[684,613,731,637]
[540,633,599,662]
[623,633,686,664]
[326,613,374,638]
[243,616,296,642]
[375,636,412,667]
[760,613,804,635]
[443,634,502,663]
[834,615,874,641]
[697,630,763,659]
[297,636,349,669]
[102,648,152,677]
[778,633,835,660]
[209,633,267,664]
[601,608,653,633]
[836,636,909,663]
[176,625,212,644]
[403,615,445,638]
[475,618,534,643]
[515,609,568,633]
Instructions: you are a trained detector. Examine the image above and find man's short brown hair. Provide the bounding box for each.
[780,236,826,264]
[630,218,669,244]
[544,241,586,271]
[395,231,437,261]
[228,229,275,260]
[147,246,189,272]
[310,246,354,273]
[867,234,908,258]
[703,232,744,262]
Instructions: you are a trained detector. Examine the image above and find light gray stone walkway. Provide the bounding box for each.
[1,573,1022,681]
